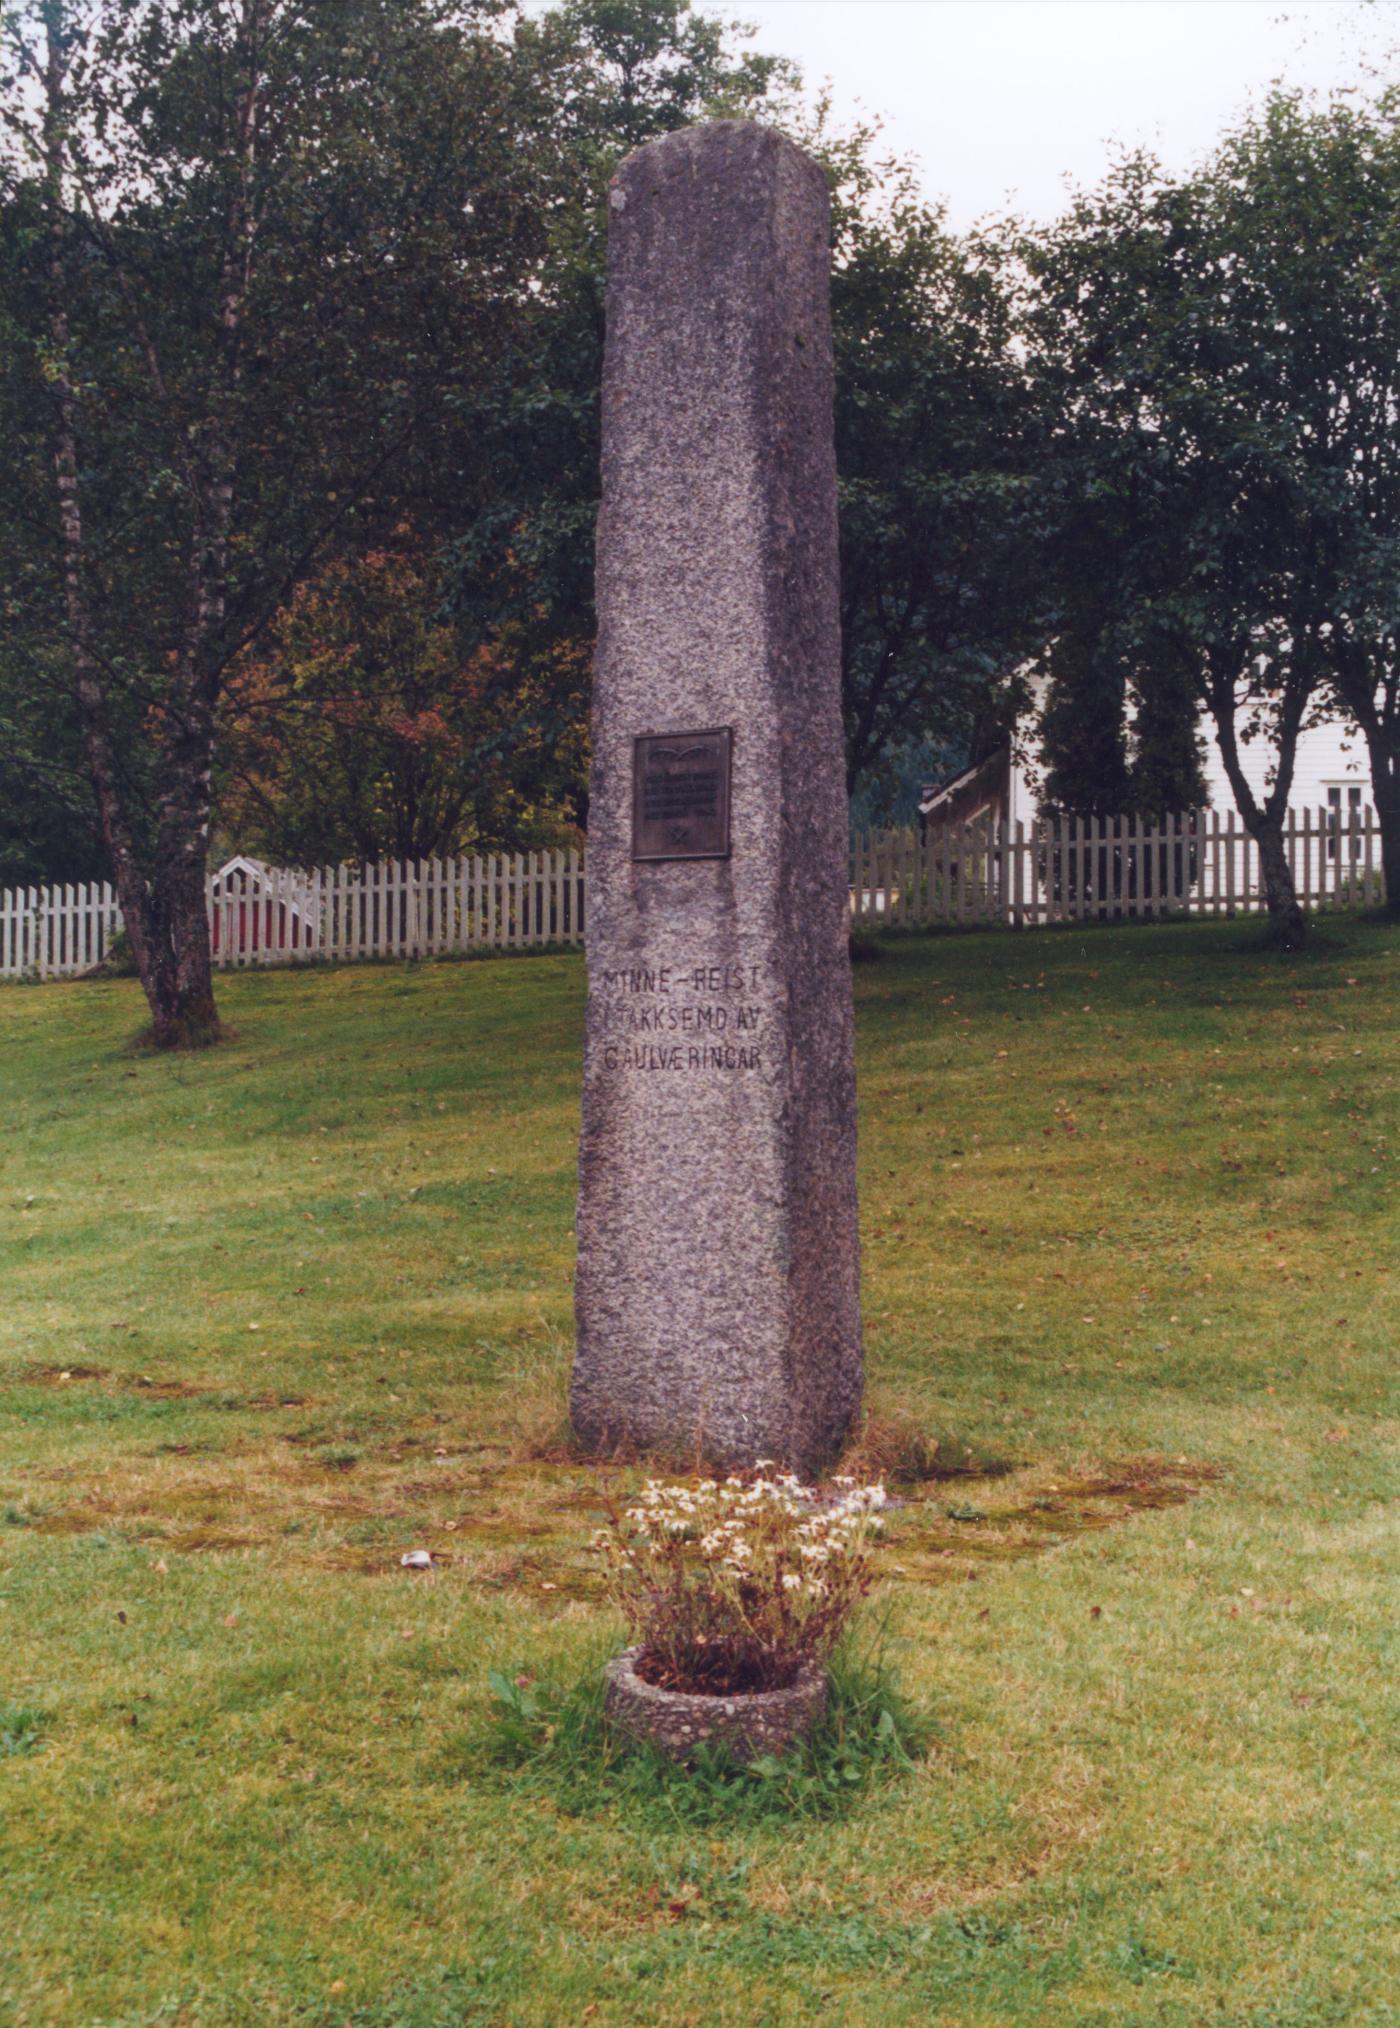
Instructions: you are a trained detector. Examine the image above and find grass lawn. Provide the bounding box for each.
[2,916,1398,2027]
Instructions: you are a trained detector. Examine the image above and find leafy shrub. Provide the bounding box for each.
[593,1469,886,1694]
[97,929,138,978]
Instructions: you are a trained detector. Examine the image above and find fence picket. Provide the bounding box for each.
[8,805,1397,986]
[1074,812,1086,921]
[1362,805,1371,904]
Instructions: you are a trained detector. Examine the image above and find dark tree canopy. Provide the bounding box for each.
[10,0,1396,983]
[830,148,1044,797]
[1014,93,1400,946]
[1,0,572,1037]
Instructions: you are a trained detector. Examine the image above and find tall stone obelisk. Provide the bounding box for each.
[571,122,861,1475]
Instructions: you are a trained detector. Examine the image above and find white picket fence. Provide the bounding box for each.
[849,806,1384,928]
[0,850,585,981]
[0,880,124,981]
[0,808,1387,982]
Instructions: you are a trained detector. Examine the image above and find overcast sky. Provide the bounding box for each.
[717,0,1394,227]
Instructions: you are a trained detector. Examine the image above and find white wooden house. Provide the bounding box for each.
[921,690,1374,893]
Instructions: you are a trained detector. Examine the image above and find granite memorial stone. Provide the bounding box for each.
[571,121,862,1474]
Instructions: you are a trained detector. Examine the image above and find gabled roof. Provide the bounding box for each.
[211,856,313,921]
[918,746,1010,818]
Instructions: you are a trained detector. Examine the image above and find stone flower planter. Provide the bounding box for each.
[604,1647,827,1766]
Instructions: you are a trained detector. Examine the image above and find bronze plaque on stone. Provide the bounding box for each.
[632,727,732,861]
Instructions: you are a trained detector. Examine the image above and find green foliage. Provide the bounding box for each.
[1038,641,1132,821]
[475,1633,925,1827]
[541,0,799,152]
[1038,634,1209,826]
[828,146,1043,792]
[0,0,576,910]
[0,1704,47,1758]
[1128,641,1211,820]
[96,927,137,976]
[1018,81,1400,934]
[445,3,1042,807]
[440,0,795,798]
[0,0,1040,874]
[217,527,586,863]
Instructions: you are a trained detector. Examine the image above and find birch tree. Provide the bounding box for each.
[2,0,554,1040]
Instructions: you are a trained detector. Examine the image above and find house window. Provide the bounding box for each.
[1325,784,1363,860]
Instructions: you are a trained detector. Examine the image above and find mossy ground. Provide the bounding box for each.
[2,917,1397,2025]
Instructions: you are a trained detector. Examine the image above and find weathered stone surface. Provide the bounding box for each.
[603,1648,828,1765]
[571,121,862,1474]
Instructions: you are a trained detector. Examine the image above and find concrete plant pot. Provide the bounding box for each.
[603,1647,827,1766]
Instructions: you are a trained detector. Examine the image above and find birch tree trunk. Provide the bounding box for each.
[38,0,272,1046]
[1334,644,1400,922]
[1361,727,1400,920]
[1204,646,1309,952]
